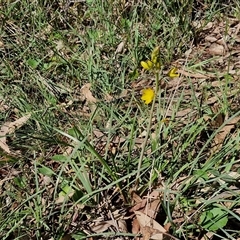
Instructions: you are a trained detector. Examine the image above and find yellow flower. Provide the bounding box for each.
[168,67,179,78]
[141,47,161,71]
[141,88,155,104]
[161,118,170,125]
[141,60,153,70]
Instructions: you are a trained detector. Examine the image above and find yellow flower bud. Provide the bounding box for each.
[146,60,153,69]
[151,46,160,63]
[141,60,153,70]
[141,61,149,70]
[168,67,179,78]
[155,62,161,70]
[151,56,158,64]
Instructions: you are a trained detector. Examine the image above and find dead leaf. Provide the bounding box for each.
[211,115,240,153]
[208,43,225,55]
[175,108,193,118]
[142,226,152,240]
[130,190,160,217]
[217,38,228,51]
[234,208,240,215]
[0,124,10,153]
[80,83,97,104]
[205,36,217,43]
[104,93,114,102]
[177,69,213,79]
[91,220,112,233]
[164,222,171,231]
[131,79,154,90]
[131,191,143,204]
[0,39,4,47]
[184,48,192,57]
[132,217,140,235]
[200,232,214,240]
[8,114,31,134]
[87,209,128,234]
[134,211,166,238]
[90,218,128,233]
[115,41,125,55]
[55,40,64,51]
[203,21,214,30]
[143,194,161,219]
[206,96,219,105]
[93,129,105,138]
[0,114,31,153]
[130,191,164,238]
[118,219,128,232]
[0,99,9,112]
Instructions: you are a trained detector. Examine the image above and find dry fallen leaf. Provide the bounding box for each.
[87,209,128,234]
[141,226,152,240]
[118,219,128,232]
[177,69,213,79]
[203,21,214,30]
[205,36,217,43]
[130,190,160,218]
[131,191,143,204]
[80,83,97,104]
[0,39,4,47]
[130,190,161,238]
[175,108,193,118]
[132,217,140,235]
[143,191,161,219]
[79,83,97,115]
[0,123,10,153]
[184,48,192,57]
[211,115,240,153]
[8,114,31,134]
[55,40,65,51]
[0,114,31,153]
[115,41,125,55]
[208,43,225,55]
[91,220,112,233]
[134,210,166,240]
[200,231,214,240]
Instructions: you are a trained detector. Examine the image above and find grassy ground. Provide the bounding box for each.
[1,0,240,239]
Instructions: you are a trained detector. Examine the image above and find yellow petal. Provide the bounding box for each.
[141,88,155,104]
[146,60,153,69]
[141,60,152,70]
[140,61,150,70]
[168,67,179,78]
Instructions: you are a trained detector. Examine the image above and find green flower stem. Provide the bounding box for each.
[135,69,161,189]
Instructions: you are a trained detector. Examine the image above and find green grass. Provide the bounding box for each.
[1,0,240,239]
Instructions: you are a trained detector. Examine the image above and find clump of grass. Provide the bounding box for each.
[1,0,240,239]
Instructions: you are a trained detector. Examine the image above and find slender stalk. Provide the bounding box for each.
[135,70,160,189]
